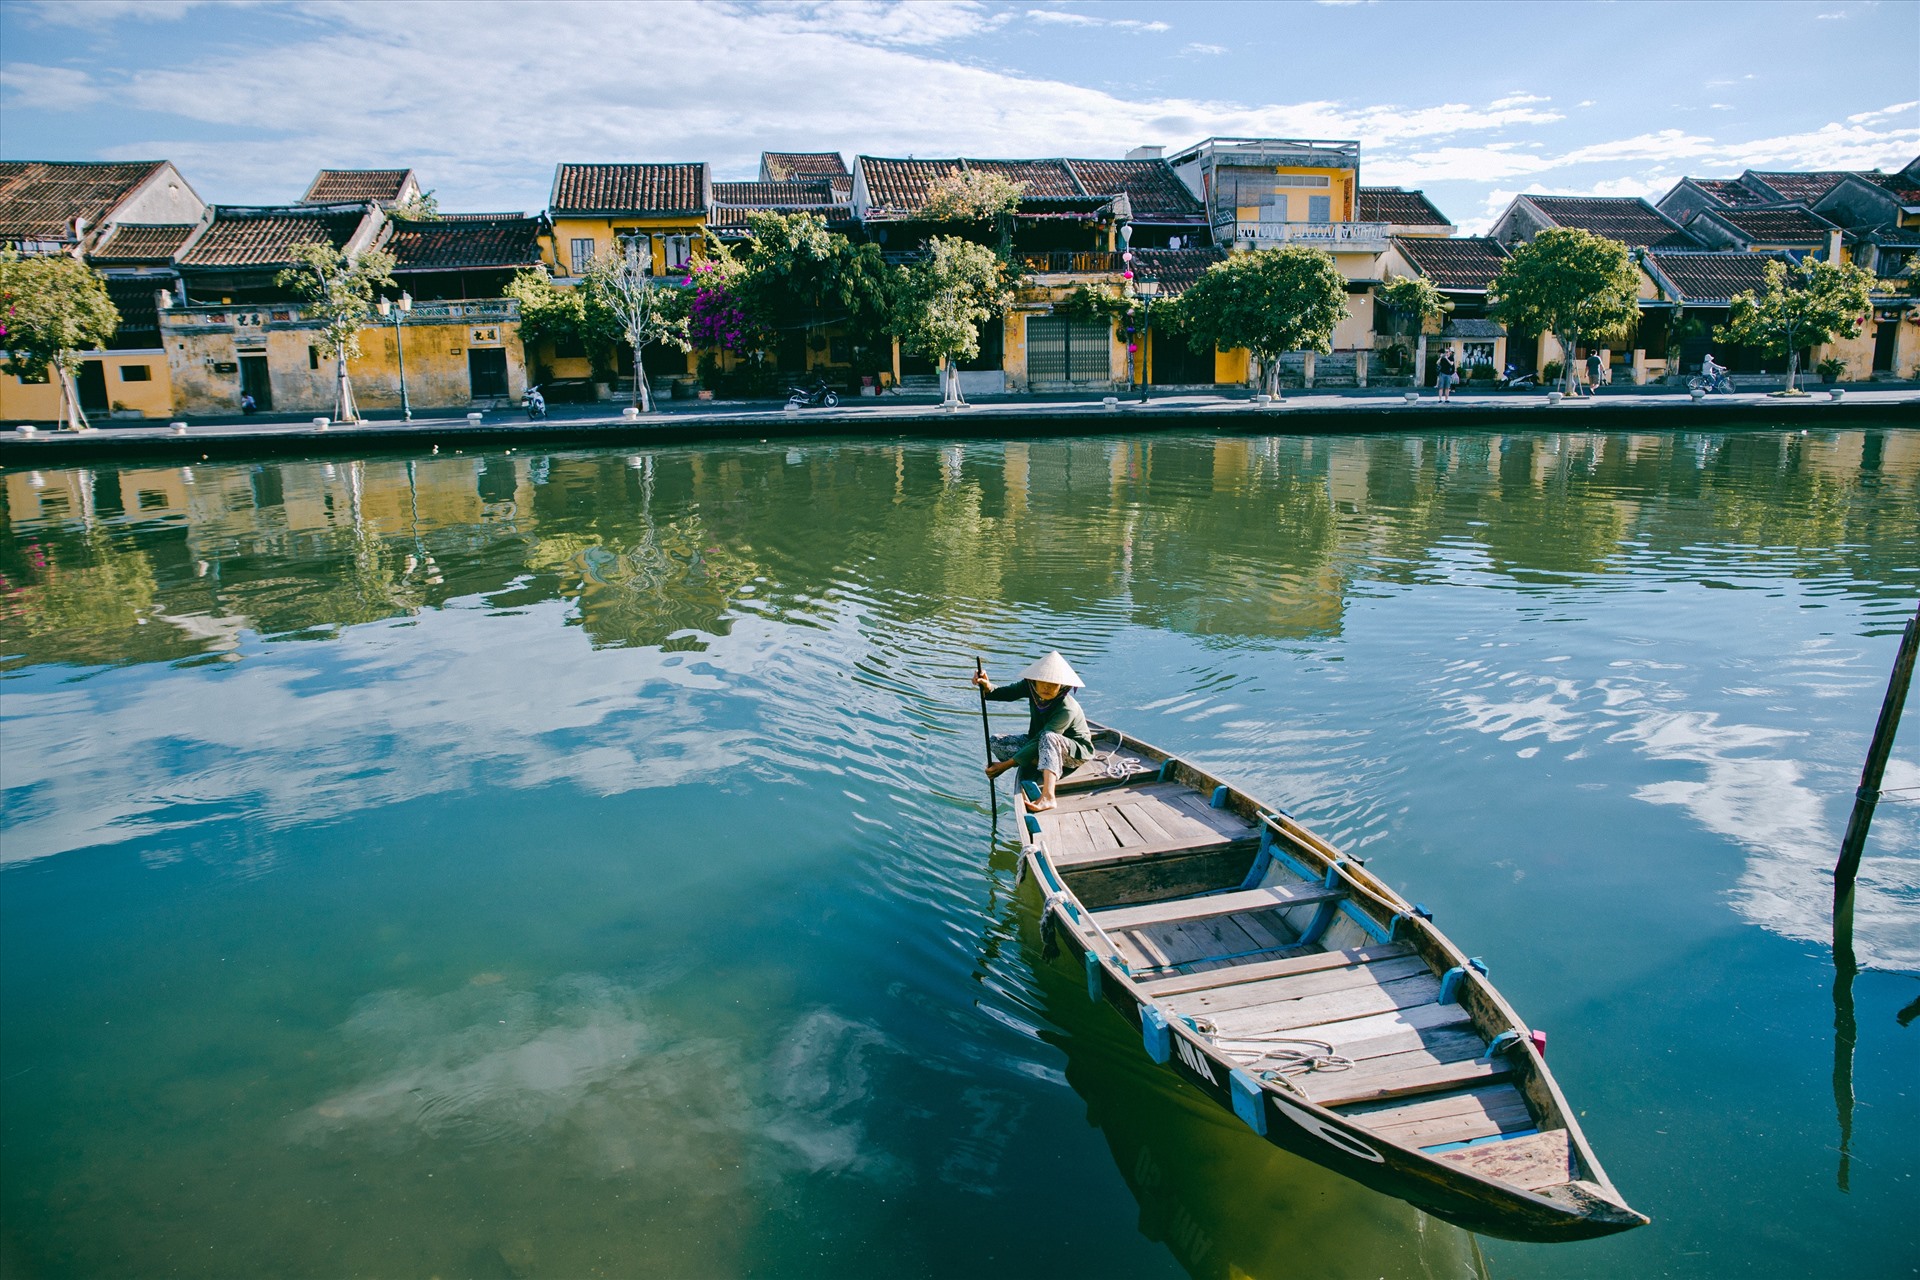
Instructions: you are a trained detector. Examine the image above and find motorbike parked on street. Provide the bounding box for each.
[523,385,547,420]
[786,377,840,408]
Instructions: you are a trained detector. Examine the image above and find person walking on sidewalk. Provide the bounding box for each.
[1436,350,1458,402]
[1586,351,1604,397]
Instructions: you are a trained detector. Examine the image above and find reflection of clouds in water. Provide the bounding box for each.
[1440,661,1919,971]
[291,977,972,1192]
[0,599,748,865]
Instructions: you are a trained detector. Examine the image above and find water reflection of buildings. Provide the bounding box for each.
[6,431,1920,675]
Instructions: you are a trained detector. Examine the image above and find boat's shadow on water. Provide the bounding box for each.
[1009,866,1489,1280]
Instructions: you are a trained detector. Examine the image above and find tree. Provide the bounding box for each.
[893,236,1011,405]
[0,249,120,431]
[730,211,894,385]
[276,241,396,422]
[581,252,689,412]
[1176,246,1349,397]
[921,169,1025,258]
[1487,228,1639,395]
[1717,255,1874,393]
[390,189,440,221]
[1378,274,1451,377]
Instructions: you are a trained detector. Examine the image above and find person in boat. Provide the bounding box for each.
[971,651,1094,812]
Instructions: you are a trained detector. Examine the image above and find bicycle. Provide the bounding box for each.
[1686,372,1734,394]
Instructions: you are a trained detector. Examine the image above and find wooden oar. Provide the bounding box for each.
[976,655,998,821]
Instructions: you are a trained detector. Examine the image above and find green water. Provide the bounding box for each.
[1,428,1915,1279]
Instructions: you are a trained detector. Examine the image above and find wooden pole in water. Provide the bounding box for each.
[976,655,998,821]
[1834,600,1920,903]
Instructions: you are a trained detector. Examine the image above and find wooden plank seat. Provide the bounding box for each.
[1303,1056,1514,1109]
[1092,881,1346,932]
[1038,782,1258,863]
[1139,942,1417,997]
[1338,1083,1537,1150]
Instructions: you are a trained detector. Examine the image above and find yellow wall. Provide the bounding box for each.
[1231,166,1355,223]
[1215,348,1250,384]
[0,350,174,422]
[549,215,707,278]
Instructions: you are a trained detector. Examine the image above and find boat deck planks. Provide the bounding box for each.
[1306,1056,1515,1109]
[1344,1083,1537,1148]
[1437,1128,1578,1192]
[1138,942,1416,996]
[1162,954,1433,1017]
[1091,882,1345,931]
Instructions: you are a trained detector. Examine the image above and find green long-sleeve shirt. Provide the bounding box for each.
[984,679,1093,765]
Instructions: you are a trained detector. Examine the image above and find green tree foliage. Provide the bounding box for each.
[1377,274,1452,376]
[582,253,690,412]
[921,168,1025,258]
[1176,246,1349,397]
[0,249,120,430]
[893,236,1011,404]
[730,211,894,381]
[276,241,396,421]
[1717,255,1874,393]
[389,189,440,221]
[1487,228,1639,394]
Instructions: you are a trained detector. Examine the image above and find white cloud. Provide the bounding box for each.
[1024,8,1168,32]
[1848,99,1918,125]
[1185,42,1227,55]
[12,0,214,27]
[0,63,100,110]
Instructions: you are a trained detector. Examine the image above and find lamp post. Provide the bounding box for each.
[1136,276,1160,402]
[377,292,413,421]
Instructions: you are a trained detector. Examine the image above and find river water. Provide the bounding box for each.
[1,427,1915,1279]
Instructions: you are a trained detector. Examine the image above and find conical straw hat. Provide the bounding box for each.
[1019,651,1084,687]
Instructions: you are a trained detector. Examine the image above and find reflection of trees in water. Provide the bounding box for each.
[0,527,206,669]
[7,430,1919,670]
[527,514,762,651]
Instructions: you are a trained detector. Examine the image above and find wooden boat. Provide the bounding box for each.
[1018,727,1649,1243]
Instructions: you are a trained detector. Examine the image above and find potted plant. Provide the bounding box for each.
[1817,356,1847,385]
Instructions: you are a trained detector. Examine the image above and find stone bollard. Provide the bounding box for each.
[466,412,483,423]
[1103,396,1119,410]
[170,424,188,436]
[15,424,37,436]
[784,402,800,414]
[311,417,330,428]
[1547,392,1564,406]
[1403,391,1419,404]
[621,406,639,420]
[1689,388,1706,402]
[1830,388,1845,402]
[1255,394,1273,406]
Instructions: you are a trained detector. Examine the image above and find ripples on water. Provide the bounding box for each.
[1,428,1916,1279]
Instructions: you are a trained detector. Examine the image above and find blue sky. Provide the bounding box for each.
[2,0,1915,232]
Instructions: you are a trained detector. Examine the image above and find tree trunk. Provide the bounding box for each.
[1561,331,1579,395]
[1413,333,1428,386]
[335,346,357,422]
[1785,329,1799,393]
[1264,354,1282,398]
[941,357,964,405]
[56,360,90,432]
[634,345,652,412]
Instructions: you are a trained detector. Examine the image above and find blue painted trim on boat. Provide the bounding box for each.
[1141,1006,1171,1064]
[1439,966,1466,1003]
[1482,1030,1525,1061]
[1341,901,1394,943]
[1420,1128,1540,1155]
[1086,951,1103,1002]
[1211,785,1230,809]
[1022,781,1042,803]
[1024,813,1041,837]
[1299,901,1339,944]
[1157,759,1174,781]
[1266,844,1317,882]
[1229,1069,1268,1135]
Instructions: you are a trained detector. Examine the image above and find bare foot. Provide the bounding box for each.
[1023,795,1056,812]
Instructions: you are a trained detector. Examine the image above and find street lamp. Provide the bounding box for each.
[377,292,413,421]
[1136,275,1160,402]
[1119,222,1137,392]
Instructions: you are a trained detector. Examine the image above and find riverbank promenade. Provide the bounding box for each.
[5,386,1917,462]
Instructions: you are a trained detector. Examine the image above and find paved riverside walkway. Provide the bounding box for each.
[5,387,1917,462]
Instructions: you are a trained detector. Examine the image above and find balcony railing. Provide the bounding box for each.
[1018,250,1124,275]
[1225,221,1391,248]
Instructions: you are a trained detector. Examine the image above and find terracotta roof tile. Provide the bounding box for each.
[1127,246,1224,296]
[1392,235,1509,291]
[0,160,165,242]
[1358,187,1452,227]
[1689,178,1772,208]
[1746,171,1854,202]
[385,215,544,271]
[1066,159,1205,221]
[88,222,198,264]
[857,157,963,213]
[1643,249,1793,304]
[1523,195,1696,247]
[302,169,413,203]
[1707,205,1837,243]
[552,163,708,215]
[965,158,1085,199]
[1855,171,1920,204]
[712,180,839,206]
[760,152,849,180]
[178,205,367,268]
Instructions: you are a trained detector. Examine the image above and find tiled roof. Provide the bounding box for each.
[1855,171,1920,204]
[385,215,544,271]
[1358,187,1452,227]
[1128,246,1225,296]
[1707,205,1837,243]
[857,157,966,212]
[1643,249,1792,304]
[551,163,707,215]
[301,168,413,204]
[760,152,849,180]
[1523,195,1696,247]
[177,205,367,268]
[88,222,197,264]
[1065,159,1205,221]
[0,160,165,241]
[1439,318,1505,339]
[1392,235,1509,291]
[1746,171,1853,202]
[1689,178,1772,208]
[709,205,856,236]
[712,180,839,206]
[965,158,1085,200]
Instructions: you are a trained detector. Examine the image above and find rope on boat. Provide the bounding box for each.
[1186,1017,1355,1086]
[1089,727,1141,779]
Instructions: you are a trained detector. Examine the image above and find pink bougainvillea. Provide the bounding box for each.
[684,261,756,353]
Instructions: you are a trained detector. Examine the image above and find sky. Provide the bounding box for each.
[1,0,1916,233]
